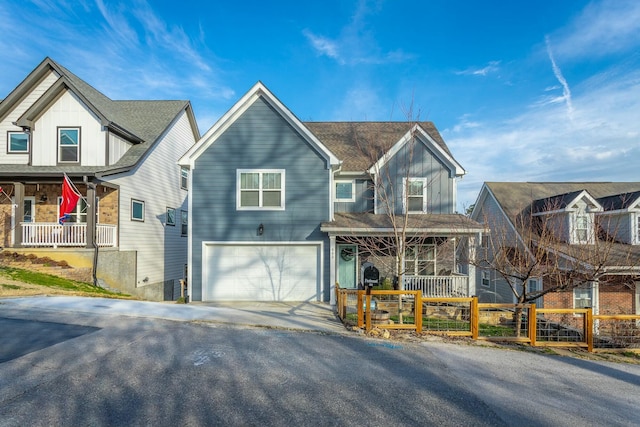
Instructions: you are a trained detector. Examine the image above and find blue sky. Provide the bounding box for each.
[1,0,639,211]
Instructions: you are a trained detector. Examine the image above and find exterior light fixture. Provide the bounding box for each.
[258,223,264,236]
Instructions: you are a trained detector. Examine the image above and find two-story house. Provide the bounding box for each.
[0,57,200,300]
[470,182,640,315]
[179,82,485,303]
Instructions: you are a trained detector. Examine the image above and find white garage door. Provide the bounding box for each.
[203,243,321,301]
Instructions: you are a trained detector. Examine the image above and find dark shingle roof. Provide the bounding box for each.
[0,58,194,177]
[321,212,485,235]
[304,122,452,172]
[598,191,640,211]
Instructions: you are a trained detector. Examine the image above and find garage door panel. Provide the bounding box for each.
[203,244,320,301]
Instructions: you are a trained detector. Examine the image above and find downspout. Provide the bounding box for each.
[85,177,99,287]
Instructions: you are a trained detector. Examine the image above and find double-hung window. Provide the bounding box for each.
[403,178,427,213]
[58,127,80,163]
[237,169,285,210]
[180,167,188,190]
[57,197,90,223]
[574,285,593,309]
[8,131,29,153]
[636,214,640,244]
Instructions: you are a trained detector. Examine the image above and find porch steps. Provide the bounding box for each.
[0,252,93,283]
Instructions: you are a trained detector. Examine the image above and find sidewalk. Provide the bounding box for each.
[0,296,348,334]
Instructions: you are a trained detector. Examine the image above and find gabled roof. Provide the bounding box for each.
[179,81,340,169]
[481,182,640,225]
[0,57,199,177]
[531,190,602,215]
[474,182,640,269]
[303,121,462,174]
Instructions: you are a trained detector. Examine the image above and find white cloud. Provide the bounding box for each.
[455,61,501,77]
[551,0,640,60]
[303,30,342,62]
[545,36,574,122]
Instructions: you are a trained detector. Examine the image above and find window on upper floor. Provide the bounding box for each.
[237,169,285,210]
[636,214,640,245]
[405,245,436,276]
[7,131,29,153]
[180,167,189,190]
[403,178,427,213]
[335,180,355,202]
[58,127,80,163]
[571,209,594,244]
[131,199,144,222]
[481,270,490,287]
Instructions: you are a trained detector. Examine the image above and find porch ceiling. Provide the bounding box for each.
[321,212,487,236]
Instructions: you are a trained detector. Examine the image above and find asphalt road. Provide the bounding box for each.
[1,305,639,427]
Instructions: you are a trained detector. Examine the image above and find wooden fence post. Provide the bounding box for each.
[529,304,537,347]
[586,309,593,353]
[471,297,479,340]
[415,290,422,334]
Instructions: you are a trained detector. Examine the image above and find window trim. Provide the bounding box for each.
[180,167,188,190]
[166,207,176,226]
[335,179,356,202]
[236,169,285,211]
[573,284,593,309]
[481,270,490,287]
[7,131,30,154]
[131,199,145,222]
[57,126,81,164]
[181,210,188,236]
[403,177,428,213]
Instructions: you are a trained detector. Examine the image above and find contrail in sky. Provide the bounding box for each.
[545,35,574,122]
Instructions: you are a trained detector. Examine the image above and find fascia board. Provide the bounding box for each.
[366,124,465,177]
[179,82,340,169]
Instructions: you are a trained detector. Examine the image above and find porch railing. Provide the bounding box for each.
[20,222,117,247]
[403,274,468,297]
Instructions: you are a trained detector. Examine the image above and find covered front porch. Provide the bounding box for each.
[1,178,119,249]
[322,212,486,303]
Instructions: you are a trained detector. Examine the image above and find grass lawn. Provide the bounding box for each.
[0,266,131,299]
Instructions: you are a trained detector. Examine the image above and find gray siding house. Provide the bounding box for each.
[180,82,484,303]
[470,182,640,315]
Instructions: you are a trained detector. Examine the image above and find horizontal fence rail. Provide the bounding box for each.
[20,222,117,247]
[336,285,640,353]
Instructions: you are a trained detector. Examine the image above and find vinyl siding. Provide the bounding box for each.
[377,136,454,215]
[190,97,331,301]
[335,178,373,213]
[108,109,194,290]
[108,132,133,165]
[0,70,59,165]
[474,189,518,303]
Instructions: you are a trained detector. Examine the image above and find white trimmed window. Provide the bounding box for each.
[572,210,593,244]
[57,197,90,223]
[403,178,427,213]
[405,245,436,276]
[481,270,490,287]
[636,214,640,245]
[181,210,188,236]
[8,131,29,153]
[335,180,355,202]
[180,167,188,190]
[131,199,144,222]
[574,285,593,309]
[58,127,80,163]
[237,169,285,210]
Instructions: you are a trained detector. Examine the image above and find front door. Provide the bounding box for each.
[337,244,357,289]
[11,197,35,245]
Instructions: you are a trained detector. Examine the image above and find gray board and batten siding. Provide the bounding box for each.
[190,97,332,301]
[377,134,456,215]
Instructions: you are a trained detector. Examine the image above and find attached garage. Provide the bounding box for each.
[202,242,322,301]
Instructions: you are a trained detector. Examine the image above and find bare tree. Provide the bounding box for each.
[471,196,639,336]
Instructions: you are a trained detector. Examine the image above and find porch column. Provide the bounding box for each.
[13,182,25,248]
[85,183,96,249]
[467,234,478,297]
[329,235,336,305]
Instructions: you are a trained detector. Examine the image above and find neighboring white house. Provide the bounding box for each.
[0,57,200,300]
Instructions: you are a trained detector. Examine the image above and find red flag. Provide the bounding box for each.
[59,174,81,224]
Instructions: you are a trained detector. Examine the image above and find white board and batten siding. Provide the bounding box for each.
[108,109,194,288]
[0,70,60,165]
[108,133,133,165]
[202,241,323,302]
[31,91,105,166]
